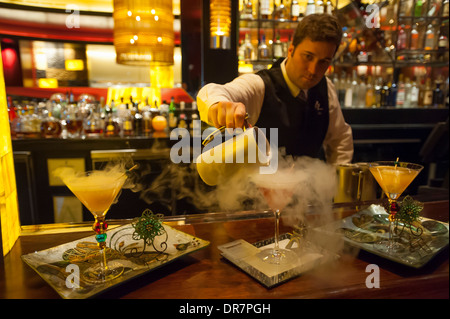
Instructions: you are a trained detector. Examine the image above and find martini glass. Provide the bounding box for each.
[57,167,128,283]
[252,172,298,265]
[369,161,423,254]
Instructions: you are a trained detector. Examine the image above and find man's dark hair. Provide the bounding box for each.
[292,14,343,50]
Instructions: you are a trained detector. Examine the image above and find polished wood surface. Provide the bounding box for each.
[1,200,448,299]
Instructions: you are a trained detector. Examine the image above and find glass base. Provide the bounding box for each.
[373,240,406,255]
[82,261,124,284]
[257,248,298,265]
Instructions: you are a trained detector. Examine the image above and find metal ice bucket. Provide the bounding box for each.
[334,163,378,203]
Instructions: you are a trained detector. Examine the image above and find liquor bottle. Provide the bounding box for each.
[7,99,16,137]
[438,31,449,60]
[424,24,436,50]
[273,31,284,60]
[410,78,419,108]
[325,0,333,14]
[23,102,44,138]
[315,0,324,14]
[438,30,448,50]
[273,0,289,21]
[365,76,374,108]
[396,74,405,108]
[357,76,367,108]
[414,0,423,17]
[10,105,23,138]
[389,79,398,107]
[433,81,445,108]
[344,74,353,108]
[142,108,153,135]
[443,0,449,16]
[7,96,15,123]
[399,0,413,16]
[351,70,359,108]
[41,110,62,138]
[290,0,300,21]
[418,78,426,107]
[403,77,412,108]
[189,113,196,135]
[258,33,270,60]
[241,0,254,19]
[122,104,134,136]
[134,105,143,136]
[427,0,440,16]
[397,25,407,50]
[260,0,271,19]
[374,77,382,108]
[64,103,83,138]
[332,72,339,95]
[423,79,434,107]
[177,113,188,130]
[159,99,169,124]
[380,81,389,108]
[357,40,369,63]
[83,104,103,137]
[306,0,316,16]
[239,33,257,61]
[168,96,177,129]
[104,104,121,137]
[410,24,419,50]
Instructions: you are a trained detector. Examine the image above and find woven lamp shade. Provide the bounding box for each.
[113,0,174,66]
[210,0,231,49]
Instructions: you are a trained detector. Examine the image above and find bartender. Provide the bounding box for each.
[197,13,353,165]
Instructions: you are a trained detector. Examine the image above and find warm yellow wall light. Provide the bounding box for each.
[65,59,85,71]
[38,78,59,88]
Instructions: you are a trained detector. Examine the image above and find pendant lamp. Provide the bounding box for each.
[113,0,174,65]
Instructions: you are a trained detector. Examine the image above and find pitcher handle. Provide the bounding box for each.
[202,113,251,147]
[356,170,364,202]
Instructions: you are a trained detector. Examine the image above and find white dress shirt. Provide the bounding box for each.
[197,59,354,165]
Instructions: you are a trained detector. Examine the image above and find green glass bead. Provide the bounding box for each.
[95,233,107,243]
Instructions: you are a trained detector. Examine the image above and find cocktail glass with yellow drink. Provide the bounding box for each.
[369,161,423,254]
[54,165,135,283]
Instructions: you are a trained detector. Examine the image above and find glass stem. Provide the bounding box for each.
[388,220,393,247]
[100,247,108,274]
[388,199,398,248]
[274,209,281,252]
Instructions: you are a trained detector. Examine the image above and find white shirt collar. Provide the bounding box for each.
[280,58,307,99]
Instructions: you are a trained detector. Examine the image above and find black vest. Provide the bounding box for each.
[256,59,329,158]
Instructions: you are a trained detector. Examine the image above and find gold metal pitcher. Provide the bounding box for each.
[195,119,271,186]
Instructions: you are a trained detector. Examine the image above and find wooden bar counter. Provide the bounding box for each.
[1,199,448,300]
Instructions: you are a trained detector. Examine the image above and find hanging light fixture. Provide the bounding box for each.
[113,0,174,66]
[210,0,231,49]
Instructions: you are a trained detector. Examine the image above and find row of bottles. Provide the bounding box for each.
[399,0,449,17]
[333,71,449,109]
[239,31,290,62]
[396,23,449,51]
[335,0,449,65]
[8,95,200,139]
[240,0,333,21]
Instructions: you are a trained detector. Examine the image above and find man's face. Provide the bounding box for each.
[285,37,336,90]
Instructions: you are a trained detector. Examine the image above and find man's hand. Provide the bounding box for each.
[208,101,247,129]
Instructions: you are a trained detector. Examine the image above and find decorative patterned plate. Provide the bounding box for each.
[21,222,209,299]
[328,204,449,268]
